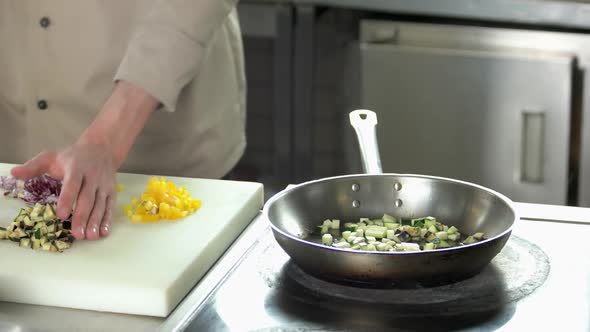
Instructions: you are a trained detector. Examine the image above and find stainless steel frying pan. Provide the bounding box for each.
[263,110,517,284]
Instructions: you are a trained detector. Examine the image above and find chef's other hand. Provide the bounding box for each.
[11,142,117,240]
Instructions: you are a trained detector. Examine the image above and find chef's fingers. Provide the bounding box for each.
[100,194,115,237]
[71,177,96,240]
[10,151,56,180]
[85,190,107,240]
[57,171,83,221]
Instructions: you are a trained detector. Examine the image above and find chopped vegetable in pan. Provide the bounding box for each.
[316,214,485,252]
[0,203,74,252]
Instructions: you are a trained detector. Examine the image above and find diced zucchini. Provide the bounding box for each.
[411,218,425,227]
[321,233,333,245]
[425,231,436,242]
[343,222,357,232]
[54,240,70,251]
[16,213,26,223]
[464,236,477,244]
[23,216,34,227]
[342,231,352,240]
[382,214,397,223]
[437,240,450,248]
[420,228,428,238]
[376,243,388,251]
[423,242,435,251]
[385,223,400,230]
[330,219,340,229]
[16,208,27,218]
[0,228,6,240]
[447,233,459,241]
[43,204,57,221]
[398,242,420,251]
[333,242,350,249]
[361,243,376,251]
[30,215,44,223]
[365,227,386,239]
[30,203,43,218]
[352,237,365,245]
[386,229,395,240]
[19,238,31,248]
[42,242,51,251]
[472,232,485,240]
[316,214,485,252]
[447,226,459,234]
[12,227,27,239]
[404,226,420,237]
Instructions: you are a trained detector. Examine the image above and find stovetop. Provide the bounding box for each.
[3,204,590,332]
[183,216,590,332]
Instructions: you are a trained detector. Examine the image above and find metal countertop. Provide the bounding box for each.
[2,202,590,331]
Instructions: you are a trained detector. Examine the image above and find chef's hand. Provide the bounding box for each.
[11,80,158,240]
[11,141,117,240]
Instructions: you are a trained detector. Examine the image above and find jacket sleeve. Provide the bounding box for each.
[114,0,239,112]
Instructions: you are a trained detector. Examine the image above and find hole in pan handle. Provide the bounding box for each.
[349,109,383,174]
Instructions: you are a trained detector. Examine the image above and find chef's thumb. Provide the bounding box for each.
[11,151,56,180]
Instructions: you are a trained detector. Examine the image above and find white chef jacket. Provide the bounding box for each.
[0,0,246,179]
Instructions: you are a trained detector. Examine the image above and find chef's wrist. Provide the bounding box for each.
[79,80,158,169]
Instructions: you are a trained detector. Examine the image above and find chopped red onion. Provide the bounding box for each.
[0,174,61,206]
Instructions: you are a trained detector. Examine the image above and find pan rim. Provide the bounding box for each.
[263,172,518,255]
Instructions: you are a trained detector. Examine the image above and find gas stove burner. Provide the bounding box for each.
[258,235,550,317]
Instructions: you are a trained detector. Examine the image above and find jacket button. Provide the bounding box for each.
[37,100,48,110]
[39,17,51,28]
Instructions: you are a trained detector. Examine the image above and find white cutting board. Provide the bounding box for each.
[0,163,264,317]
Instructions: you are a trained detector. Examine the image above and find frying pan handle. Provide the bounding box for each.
[349,109,383,174]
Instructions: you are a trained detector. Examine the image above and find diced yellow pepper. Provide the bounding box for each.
[124,176,202,223]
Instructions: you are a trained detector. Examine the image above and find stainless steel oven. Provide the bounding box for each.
[351,20,590,206]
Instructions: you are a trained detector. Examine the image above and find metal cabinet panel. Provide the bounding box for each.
[357,42,573,204]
